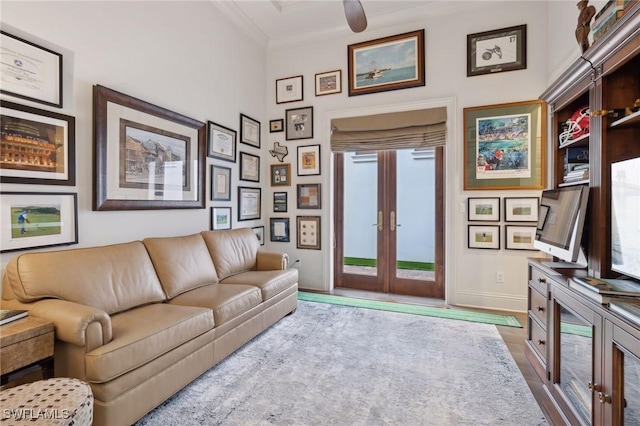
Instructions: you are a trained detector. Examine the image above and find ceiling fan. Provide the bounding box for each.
[343,0,367,33]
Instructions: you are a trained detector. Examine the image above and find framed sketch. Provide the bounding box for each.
[297,216,321,250]
[273,192,288,212]
[238,186,261,221]
[276,75,303,104]
[207,121,236,163]
[504,197,539,222]
[297,144,321,176]
[537,204,550,230]
[348,29,425,97]
[93,85,205,210]
[270,217,290,242]
[252,225,265,246]
[505,225,537,250]
[269,119,284,133]
[285,106,313,141]
[1,100,75,186]
[297,183,321,209]
[211,164,231,201]
[467,25,527,77]
[240,113,260,148]
[211,206,232,230]
[315,70,342,96]
[467,197,500,222]
[0,191,78,253]
[271,163,291,186]
[463,100,546,190]
[468,225,500,250]
[0,31,63,108]
[240,152,260,182]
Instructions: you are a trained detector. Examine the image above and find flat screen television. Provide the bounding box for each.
[611,157,640,281]
[534,184,589,268]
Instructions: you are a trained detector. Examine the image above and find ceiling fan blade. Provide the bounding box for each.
[343,0,367,33]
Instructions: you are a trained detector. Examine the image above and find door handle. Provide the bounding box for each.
[390,211,402,232]
[371,211,383,231]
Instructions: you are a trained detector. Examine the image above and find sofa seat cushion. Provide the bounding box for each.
[85,304,213,383]
[221,269,298,301]
[168,283,261,325]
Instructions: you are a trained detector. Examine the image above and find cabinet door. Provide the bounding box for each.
[604,321,640,425]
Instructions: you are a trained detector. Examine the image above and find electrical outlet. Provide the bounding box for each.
[496,271,504,283]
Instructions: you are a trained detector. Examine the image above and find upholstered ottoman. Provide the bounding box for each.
[0,378,93,425]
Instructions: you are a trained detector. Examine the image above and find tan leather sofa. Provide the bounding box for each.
[1,228,298,425]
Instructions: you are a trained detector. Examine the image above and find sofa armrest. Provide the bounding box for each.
[256,251,289,270]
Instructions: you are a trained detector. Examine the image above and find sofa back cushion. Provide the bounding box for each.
[201,228,259,280]
[4,241,165,315]
[143,233,219,298]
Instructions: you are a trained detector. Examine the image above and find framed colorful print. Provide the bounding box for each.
[271,163,291,186]
[468,225,500,250]
[0,31,63,108]
[0,191,78,253]
[467,197,500,222]
[297,183,321,209]
[348,29,425,97]
[504,197,539,222]
[93,85,206,210]
[463,100,546,190]
[269,119,284,133]
[467,25,527,77]
[297,144,321,176]
[238,186,261,221]
[239,151,260,183]
[297,216,321,250]
[315,70,342,96]
[273,192,288,212]
[1,100,75,186]
[276,75,303,104]
[240,113,260,148]
[211,206,232,231]
[270,217,290,242]
[207,121,236,163]
[252,225,265,246]
[211,164,231,201]
[505,225,537,250]
[285,106,313,141]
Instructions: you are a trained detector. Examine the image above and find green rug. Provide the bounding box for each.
[298,291,522,328]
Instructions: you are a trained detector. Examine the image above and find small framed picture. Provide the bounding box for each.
[297,144,321,176]
[252,225,265,246]
[211,164,231,201]
[211,207,232,230]
[240,113,260,148]
[468,225,500,250]
[537,204,550,230]
[315,70,342,96]
[269,119,284,133]
[505,225,537,250]
[238,186,261,221]
[240,152,260,182]
[467,197,500,222]
[297,183,321,209]
[467,25,527,77]
[274,192,288,213]
[276,75,303,104]
[286,106,313,141]
[207,121,236,163]
[271,163,291,186]
[297,216,321,250]
[504,197,539,222]
[270,217,290,242]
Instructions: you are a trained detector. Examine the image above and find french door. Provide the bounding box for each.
[334,147,444,298]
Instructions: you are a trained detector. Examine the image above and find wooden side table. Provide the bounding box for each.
[0,316,54,386]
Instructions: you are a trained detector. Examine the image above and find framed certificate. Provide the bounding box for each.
[207,121,236,163]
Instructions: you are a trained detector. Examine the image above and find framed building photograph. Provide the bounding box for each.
[240,151,260,183]
[297,183,321,209]
[273,192,288,212]
[297,144,321,176]
[211,206,232,231]
[348,29,425,97]
[297,216,321,250]
[463,100,546,190]
[505,225,537,250]
[1,100,76,186]
[467,197,500,222]
[315,70,342,96]
[271,163,291,186]
[276,75,303,104]
[240,113,260,148]
[270,217,290,242]
[238,186,261,221]
[285,106,313,141]
[207,121,236,163]
[93,85,205,210]
[252,225,265,246]
[269,119,284,133]
[504,197,539,222]
[467,25,527,77]
[0,191,78,253]
[468,225,500,250]
[211,164,231,201]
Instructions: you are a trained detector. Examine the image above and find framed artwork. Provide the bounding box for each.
[269,142,288,162]
[273,192,288,212]
[211,164,231,201]
[297,144,321,176]
[315,70,342,96]
[504,197,539,222]
[297,183,321,209]
[537,204,550,230]
[505,225,537,250]
[93,85,206,210]
[467,25,527,77]
[347,29,425,97]
[211,206,232,231]
[467,197,500,222]
[269,119,284,133]
[270,217,290,242]
[207,121,236,163]
[240,152,260,182]
[0,192,78,253]
[240,113,260,148]
[1,100,76,186]
[285,106,313,141]
[252,225,265,246]
[0,31,63,108]
[271,163,291,186]
[468,225,500,250]
[238,186,261,221]
[463,100,546,190]
[297,216,321,250]
[276,75,303,104]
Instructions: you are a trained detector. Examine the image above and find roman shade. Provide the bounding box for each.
[330,107,447,152]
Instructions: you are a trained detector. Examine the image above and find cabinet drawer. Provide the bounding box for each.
[530,267,550,289]
[529,286,548,326]
[529,316,547,361]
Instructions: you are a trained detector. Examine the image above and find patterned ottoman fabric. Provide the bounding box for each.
[0,378,93,425]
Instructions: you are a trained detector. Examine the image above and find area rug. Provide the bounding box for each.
[136,301,546,426]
